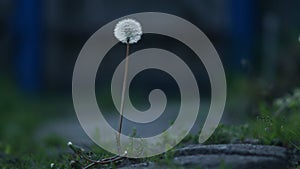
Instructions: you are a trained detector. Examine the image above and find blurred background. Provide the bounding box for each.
[0,0,300,157]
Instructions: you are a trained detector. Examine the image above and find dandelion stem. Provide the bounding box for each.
[117,42,130,154]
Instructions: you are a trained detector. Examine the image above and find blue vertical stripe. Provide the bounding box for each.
[15,0,42,93]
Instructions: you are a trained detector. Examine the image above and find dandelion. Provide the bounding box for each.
[67,141,72,146]
[114,18,142,44]
[65,19,138,169]
[114,18,143,154]
[50,163,55,168]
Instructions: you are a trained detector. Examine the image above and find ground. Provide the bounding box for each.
[1,87,300,168]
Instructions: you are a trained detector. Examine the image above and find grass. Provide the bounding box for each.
[1,79,300,168]
[0,81,72,168]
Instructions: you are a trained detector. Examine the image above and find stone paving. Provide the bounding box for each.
[119,144,295,169]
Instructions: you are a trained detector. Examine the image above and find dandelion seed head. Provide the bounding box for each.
[114,18,142,44]
[67,141,72,146]
[50,163,55,168]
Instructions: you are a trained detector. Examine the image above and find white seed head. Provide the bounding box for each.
[67,141,72,146]
[50,163,55,168]
[114,18,142,44]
